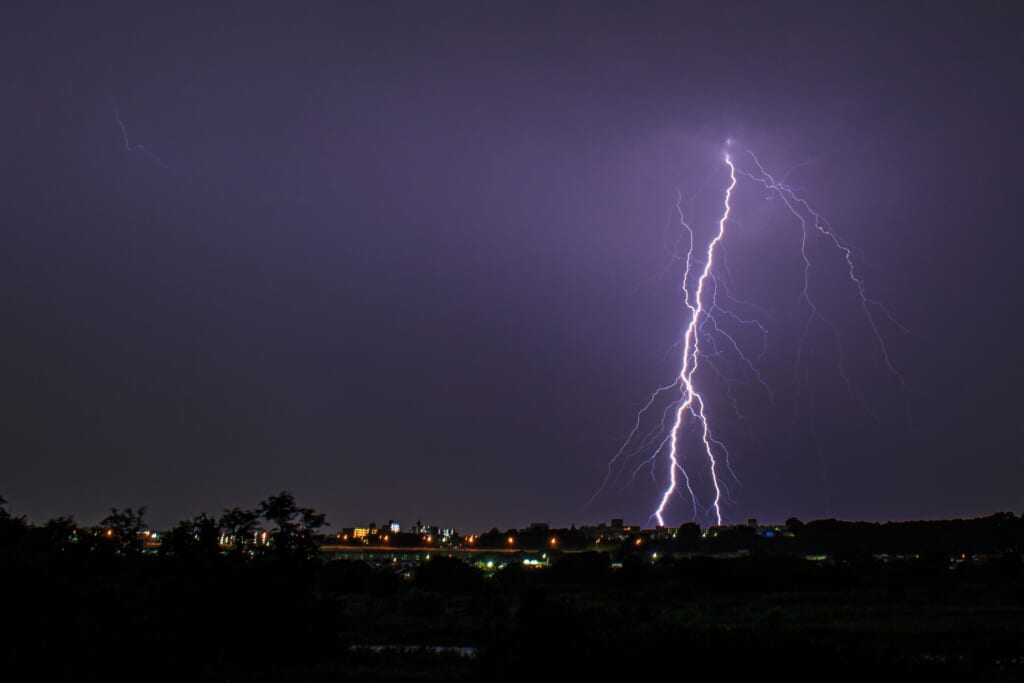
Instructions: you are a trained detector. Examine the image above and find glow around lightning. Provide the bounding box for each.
[600,145,904,528]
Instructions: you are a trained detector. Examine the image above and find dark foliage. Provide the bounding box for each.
[99,506,147,555]
[413,556,483,593]
[159,512,220,560]
[1,495,1023,681]
[259,490,329,558]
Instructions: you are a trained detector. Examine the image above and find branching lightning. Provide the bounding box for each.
[738,152,907,388]
[594,145,905,528]
[647,153,736,527]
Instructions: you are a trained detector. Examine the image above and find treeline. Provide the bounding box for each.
[0,491,327,561]
[647,512,1024,558]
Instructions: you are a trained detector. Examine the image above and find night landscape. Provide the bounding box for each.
[2,2,1022,680]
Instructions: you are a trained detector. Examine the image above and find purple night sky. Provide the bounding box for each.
[2,2,1021,530]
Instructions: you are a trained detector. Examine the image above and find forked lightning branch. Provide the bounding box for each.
[596,145,904,527]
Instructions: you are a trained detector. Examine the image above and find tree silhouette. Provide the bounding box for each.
[100,507,148,556]
[218,507,262,558]
[43,516,78,551]
[258,491,328,558]
[0,495,28,547]
[160,513,220,560]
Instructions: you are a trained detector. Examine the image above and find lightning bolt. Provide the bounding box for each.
[114,106,177,170]
[649,153,737,527]
[594,144,905,528]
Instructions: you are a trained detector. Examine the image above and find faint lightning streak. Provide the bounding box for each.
[706,278,773,401]
[742,151,906,387]
[591,191,705,504]
[114,107,176,170]
[587,380,678,506]
[704,313,773,401]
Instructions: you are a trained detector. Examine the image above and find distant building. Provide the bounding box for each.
[352,525,378,540]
